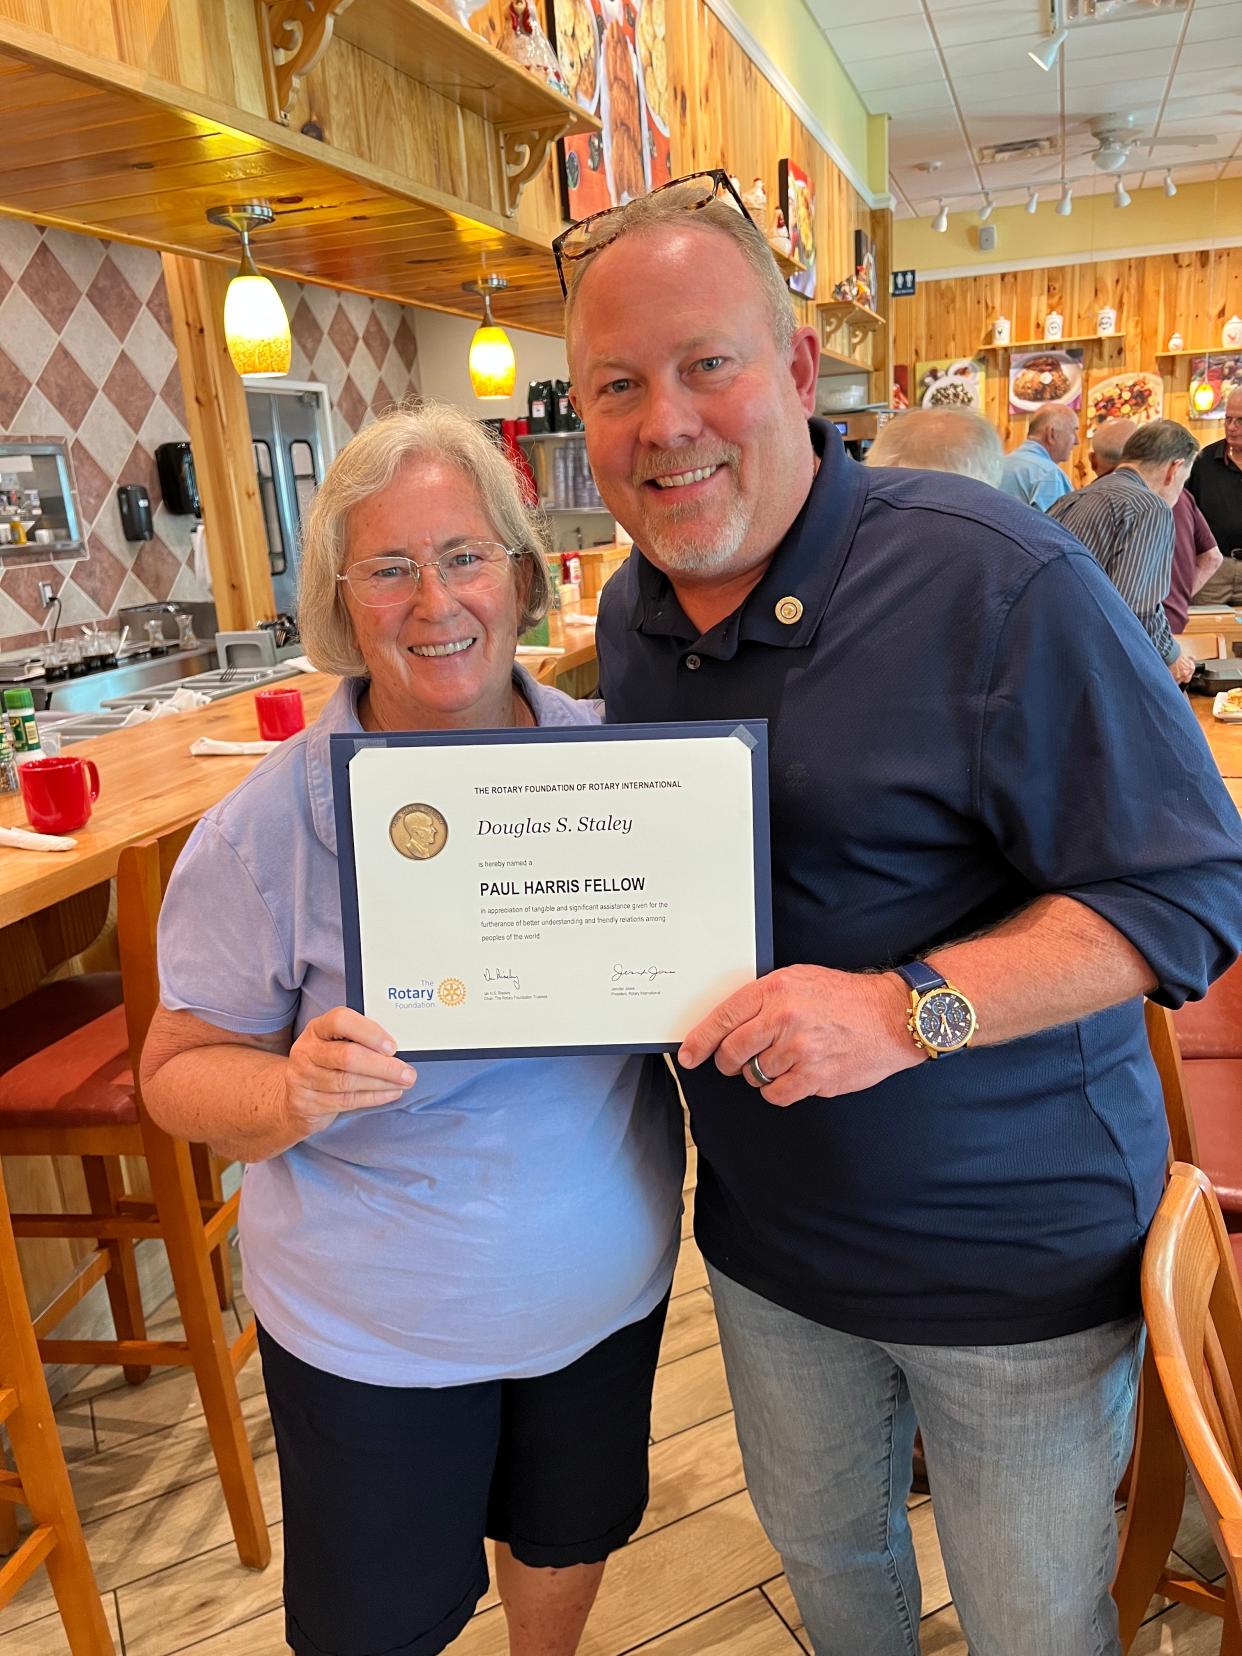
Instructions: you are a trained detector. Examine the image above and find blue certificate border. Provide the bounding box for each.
[331,720,772,1061]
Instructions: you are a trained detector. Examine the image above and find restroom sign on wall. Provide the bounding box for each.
[891,268,917,297]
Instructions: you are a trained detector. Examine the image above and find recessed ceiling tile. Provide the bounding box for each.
[1063,44,1177,86]
[809,0,921,28]
[943,37,1056,78]
[1062,12,1185,57]
[862,82,957,117]
[849,49,946,92]
[819,15,934,62]
[1175,38,1242,75]
[929,0,1038,48]
[1061,75,1170,117]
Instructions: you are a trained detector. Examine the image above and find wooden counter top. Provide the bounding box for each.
[1193,695,1242,781]
[0,676,339,929]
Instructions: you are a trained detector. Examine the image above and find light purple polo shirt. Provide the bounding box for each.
[157,672,683,1386]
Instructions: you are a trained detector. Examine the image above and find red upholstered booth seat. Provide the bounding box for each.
[0,988,137,1129]
[1173,958,1242,1223]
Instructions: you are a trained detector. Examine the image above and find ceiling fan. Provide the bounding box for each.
[1074,114,1218,172]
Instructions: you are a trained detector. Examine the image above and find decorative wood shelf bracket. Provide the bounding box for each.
[498,116,573,217]
[256,0,355,123]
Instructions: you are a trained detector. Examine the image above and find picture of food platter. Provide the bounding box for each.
[1188,354,1242,421]
[1008,348,1084,415]
[917,356,986,412]
[779,159,816,301]
[554,0,672,220]
[1086,371,1163,427]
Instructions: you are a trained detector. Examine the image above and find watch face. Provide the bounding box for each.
[916,990,975,1051]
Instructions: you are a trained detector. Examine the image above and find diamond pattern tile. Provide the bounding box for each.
[2,219,422,657]
[20,241,83,333]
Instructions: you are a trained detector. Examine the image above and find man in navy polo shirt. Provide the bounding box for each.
[561,177,1242,1656]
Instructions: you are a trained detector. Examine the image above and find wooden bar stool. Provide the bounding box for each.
[1142,1163,1242,1652]
[0,1148,114,1652]
[1113,1003,1230,1646]
[0,835,270,1571]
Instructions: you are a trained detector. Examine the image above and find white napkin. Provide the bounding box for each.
[284,655,317,673]
[0,824,77,852]
[190,737,279,757]
[562,613,597,630]
[119,687,212,727]
[517,645,563,660]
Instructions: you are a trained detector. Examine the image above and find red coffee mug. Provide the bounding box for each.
[255,685,306,741]
[19,755,101,834]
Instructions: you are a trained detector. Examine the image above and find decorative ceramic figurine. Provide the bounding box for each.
[992,316,1011,346]
[742,177,768,230]
[1224,315,1242,349]
[1043,310,1064,342]
[768,209,791,258]
[1096,307,1117,336]
[1168,331,1184,352]
[500,0,570,98]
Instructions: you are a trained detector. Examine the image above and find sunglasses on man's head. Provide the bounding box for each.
[552,170,753,298]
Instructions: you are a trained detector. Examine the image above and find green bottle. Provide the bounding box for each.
[2,686,44,763]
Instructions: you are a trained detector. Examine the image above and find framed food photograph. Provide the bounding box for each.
[916,356,987,412]
[554,0,671,220]
[854,229,877,311]
[779,159,816,300]
[1008,348,1084,415]
[1188,354,1242,421]
[1086,371,1163,427]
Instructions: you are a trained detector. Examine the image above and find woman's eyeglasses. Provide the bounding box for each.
[338,542,521,607]
[552,170,753,298]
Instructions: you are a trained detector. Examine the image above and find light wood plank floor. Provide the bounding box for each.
[0,1145,1229,1655]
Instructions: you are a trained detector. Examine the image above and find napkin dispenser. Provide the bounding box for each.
[1189,659,1242,697]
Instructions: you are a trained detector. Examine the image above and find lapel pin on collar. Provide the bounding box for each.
[775,596,804,624]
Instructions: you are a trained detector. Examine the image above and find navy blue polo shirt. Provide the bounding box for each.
[597,419,1242,1346]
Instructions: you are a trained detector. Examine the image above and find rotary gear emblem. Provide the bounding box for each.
[437,978,467,1007]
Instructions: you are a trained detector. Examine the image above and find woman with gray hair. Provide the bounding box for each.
[140,402,684,1656]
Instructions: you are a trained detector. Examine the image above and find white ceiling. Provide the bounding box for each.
[806,0,1242,219]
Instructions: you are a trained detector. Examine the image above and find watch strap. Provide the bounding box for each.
[895,960,946,997]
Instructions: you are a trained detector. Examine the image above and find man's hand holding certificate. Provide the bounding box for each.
[332,722,771,1059]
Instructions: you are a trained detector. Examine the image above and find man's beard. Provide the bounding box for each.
[631,448,751,573]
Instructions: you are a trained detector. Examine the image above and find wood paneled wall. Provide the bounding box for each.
[892,248,1242,485]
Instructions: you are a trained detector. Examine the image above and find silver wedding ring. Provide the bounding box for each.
[746,1055,775,1087]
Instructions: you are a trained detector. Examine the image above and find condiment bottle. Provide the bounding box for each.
[0,726,18,794]
[2,687,44,764]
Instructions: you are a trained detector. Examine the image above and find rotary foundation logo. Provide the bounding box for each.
[437,978,467,1007]
[389,803,449,860]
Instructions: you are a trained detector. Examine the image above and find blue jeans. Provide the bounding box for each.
[708,1265,1143,1656]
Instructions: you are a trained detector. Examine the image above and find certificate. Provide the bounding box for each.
[331,721,771,1059]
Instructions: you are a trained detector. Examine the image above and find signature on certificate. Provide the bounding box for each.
[483,965,521,991]
[612,963,676,984]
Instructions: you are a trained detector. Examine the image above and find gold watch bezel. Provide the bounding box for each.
[906,982,978,1058]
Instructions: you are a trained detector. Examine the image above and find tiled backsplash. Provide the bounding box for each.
[0,220,421,658]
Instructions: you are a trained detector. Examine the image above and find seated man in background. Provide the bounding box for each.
[1166,487,1223,639]
[866,407,1003,486]
[1187,388,1242,606]
[998,404,1077,509]
[1049,419,1198,684]
[1089,416,1138,478]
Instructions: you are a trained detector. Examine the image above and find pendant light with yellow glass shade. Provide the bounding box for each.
[206,203,292,379]
[463,276,516,400]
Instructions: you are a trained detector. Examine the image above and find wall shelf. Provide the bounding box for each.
[1155,347,1234,359]
[979,333,1126,352]
[771,247,807,284]
[818,301,885,333]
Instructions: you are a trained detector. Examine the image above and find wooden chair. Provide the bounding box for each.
[533,641,599,698]
[0,1163,114,1652]
[0,836,270,1570]
[1113,1003,1232,1646]
[1142,1163,1242,1652]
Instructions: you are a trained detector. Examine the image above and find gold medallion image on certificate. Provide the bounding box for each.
[389,804,449,861]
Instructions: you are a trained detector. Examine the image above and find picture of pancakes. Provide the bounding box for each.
[603,18,645,202]
[555,0,599,111]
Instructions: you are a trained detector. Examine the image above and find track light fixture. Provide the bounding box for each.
[978,195,995,223]
[1028,27,1067,71]
[932,199,949,233]
[205,203,291,380]
[1056,181,1073,217]
[1026,186,1039,214]
[1113,178,1131,209]
[1164,171,1178,198]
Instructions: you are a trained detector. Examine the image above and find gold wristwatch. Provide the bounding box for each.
[895,961,978,1059]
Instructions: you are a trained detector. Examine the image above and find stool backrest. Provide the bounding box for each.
[115,827,193,1083]
[1142,1162,1242,1610]
[1145,1000,1200,1166]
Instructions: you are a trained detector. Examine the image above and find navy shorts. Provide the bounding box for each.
[258,1292,670,1656]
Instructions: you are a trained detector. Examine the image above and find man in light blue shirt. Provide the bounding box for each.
[999,404,1078,510]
